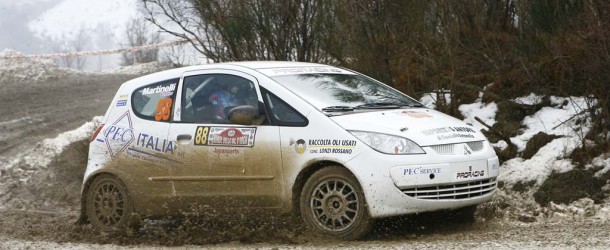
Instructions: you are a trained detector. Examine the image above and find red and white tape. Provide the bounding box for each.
[0,39,189,60]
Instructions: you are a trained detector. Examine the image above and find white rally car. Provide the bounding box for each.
[82,61,499,239]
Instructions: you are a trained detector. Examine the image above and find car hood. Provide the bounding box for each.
[330,109,486,146]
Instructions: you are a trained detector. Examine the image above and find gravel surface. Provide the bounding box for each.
[1,72,610,249]
[0,208,609,249]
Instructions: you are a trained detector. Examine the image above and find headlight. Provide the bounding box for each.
[349,131,425,154]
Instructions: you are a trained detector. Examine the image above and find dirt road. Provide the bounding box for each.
[0,74,131,167]
[1,208,609,249]
[1,73,610,249]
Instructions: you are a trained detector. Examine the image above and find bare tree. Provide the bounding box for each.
[121,17,162,66]
[142,0,335,62]
[72,28,88,70]
[54,27,89,70]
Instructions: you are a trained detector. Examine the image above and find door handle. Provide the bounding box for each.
[177,134,192,141]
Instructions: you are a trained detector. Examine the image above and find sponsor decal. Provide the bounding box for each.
[456,166,485,179]
[103,111,134,159]
[295,139,357,154]
[154,98,173,121]
[421,126,477,141]
[213,148,241,155]
[116,94,128,107]
[142,83,176,96]
[272,67,343,75]
[289,138,307,154]
[116,100,127,107]
[126,146,182,165]
[402,167,441,176]
[194,126,256,147]
[134,133,175,154]
[126,132,183,165]
[399,111,432,118]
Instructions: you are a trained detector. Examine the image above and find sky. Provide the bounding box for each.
[0,0,142,71]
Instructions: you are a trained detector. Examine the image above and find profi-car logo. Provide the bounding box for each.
[103,111,134,159]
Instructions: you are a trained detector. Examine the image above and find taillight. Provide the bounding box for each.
[90,124,105,142]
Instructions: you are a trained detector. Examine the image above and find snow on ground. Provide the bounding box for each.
[420,90,498,132]
[3,117,101,172]
[0,48,168,82]
[107,61,174,75]
[454,93,595,189]
[1,89,607,226]
[458,97,498,132]
[0,49,82,82]
[512,96,594,151]
[419,90,452,109]
[420,91,610,221]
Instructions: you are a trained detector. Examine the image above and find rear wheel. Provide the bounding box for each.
[85,175,137,234]
[299,166,373,240]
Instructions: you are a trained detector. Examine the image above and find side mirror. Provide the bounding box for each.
[228,105,265,125]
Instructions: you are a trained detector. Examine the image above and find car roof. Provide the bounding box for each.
[121,61,329,88]
[224,61,327,69]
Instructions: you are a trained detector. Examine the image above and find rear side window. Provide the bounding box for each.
[131,78,179,122]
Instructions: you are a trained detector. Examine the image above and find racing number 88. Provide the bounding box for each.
[155,98,173,121]
[195,126,209,145]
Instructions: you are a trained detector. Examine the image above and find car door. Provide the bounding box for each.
[166,69,283,209]
[109,78,180,215]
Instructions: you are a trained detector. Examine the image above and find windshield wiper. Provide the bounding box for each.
[354,102,402,109]
[354,102,425,109]
[322,106,355,112]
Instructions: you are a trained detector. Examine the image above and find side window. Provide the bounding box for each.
[181,74,260,124]
[132,78,179,122]
[261,88,308,127]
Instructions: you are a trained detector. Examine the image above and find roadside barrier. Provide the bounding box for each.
[0,40,190,60]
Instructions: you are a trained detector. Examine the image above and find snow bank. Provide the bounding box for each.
[424,91,609,222]
[107,61,173,75]
[499,137,579,187]
[459,101,498,132]
[512,96,594,151]
[6,117,101,172]
[498,96,595,186]
[457,94,595,190]
[0,49,81,82]
[420,90,452,109]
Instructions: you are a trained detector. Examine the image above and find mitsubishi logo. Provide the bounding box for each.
[464,145,472,155]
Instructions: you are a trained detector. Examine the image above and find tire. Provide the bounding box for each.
[85,174,137,234]
[299,166,373,240]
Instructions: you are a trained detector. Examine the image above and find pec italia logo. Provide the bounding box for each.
[103,111,134,159]
[289,138,307,154]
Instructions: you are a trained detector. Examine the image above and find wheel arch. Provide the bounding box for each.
[76,171,124,224]
[291,160,357,217]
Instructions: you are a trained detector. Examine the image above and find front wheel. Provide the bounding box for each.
[85,174,137,234]
[299,166,373,240]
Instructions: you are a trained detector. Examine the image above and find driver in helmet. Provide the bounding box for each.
[209,85,240,120]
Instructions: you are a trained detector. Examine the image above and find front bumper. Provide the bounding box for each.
[345,142,500,218]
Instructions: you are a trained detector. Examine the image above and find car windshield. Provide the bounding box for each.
[270,73,422,112]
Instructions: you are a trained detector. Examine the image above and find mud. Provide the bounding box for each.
[2,73,610,248]
[0,74,132,168]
